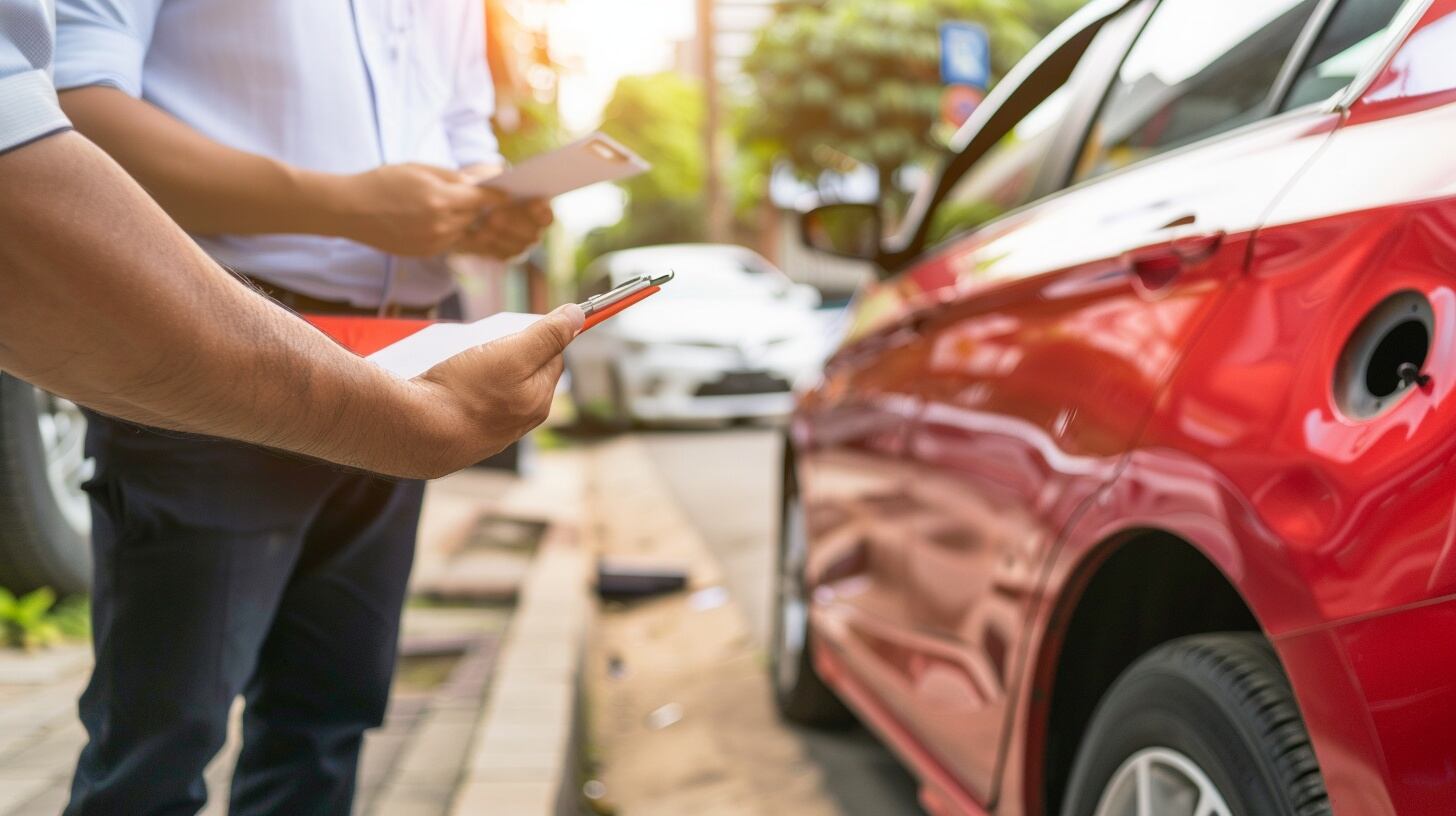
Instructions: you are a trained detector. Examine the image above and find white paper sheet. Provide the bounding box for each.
[367,312,542,380]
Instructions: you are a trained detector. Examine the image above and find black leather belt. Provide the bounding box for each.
[242,275,437,319]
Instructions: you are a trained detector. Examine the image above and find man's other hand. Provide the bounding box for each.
[455,198,554,260]
[332,163,504,257]
[410,302,584,473]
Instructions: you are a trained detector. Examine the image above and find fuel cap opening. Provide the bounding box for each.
[1334,290,1433,420]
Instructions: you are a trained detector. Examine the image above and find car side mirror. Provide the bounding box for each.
[800,203,882,261]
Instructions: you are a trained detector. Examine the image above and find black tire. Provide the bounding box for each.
[1062,633,1330,816]
[770,451,852,727]
[0,375,92,594]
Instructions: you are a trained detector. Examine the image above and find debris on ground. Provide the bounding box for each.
[646,702,685,730]
[595,559,689,599]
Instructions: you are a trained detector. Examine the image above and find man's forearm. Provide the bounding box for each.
[57,86,353,238]
[0,131,452,476]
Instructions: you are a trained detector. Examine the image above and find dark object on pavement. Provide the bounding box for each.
[595,560,688,599]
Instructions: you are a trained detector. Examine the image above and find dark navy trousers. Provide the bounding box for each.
[65,413,424,816]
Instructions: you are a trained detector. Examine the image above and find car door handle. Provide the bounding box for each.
[1168,229,1225,263]
[1122,222,1226,291]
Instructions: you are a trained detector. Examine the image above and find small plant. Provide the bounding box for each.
[0,587,70,650]
[50,595,92,642]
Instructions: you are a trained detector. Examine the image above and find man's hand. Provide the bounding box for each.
[330,163,505,257]
[409,303,584,471]
[455,199,554,260]
[451,163,553,259]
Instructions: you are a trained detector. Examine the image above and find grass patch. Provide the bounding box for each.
[0,588,90,650]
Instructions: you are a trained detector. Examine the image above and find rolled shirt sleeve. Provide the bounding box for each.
[53,0,162,96]
[0,0,71,155]
[445,0,502,169]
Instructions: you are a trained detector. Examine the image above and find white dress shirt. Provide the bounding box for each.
[0,0,71,155]
[53,0,502,308]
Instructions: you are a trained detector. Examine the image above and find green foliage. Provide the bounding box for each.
[0,588,90,650]
[0,587,59,650]
[743,0,1084,182]
[50,595,92,641]
[599,72,707,204]
[496,97,567,166]
[925,197,1011,246]
[1022,0,1090,38]
[578,73,712,273]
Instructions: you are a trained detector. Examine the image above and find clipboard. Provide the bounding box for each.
[481,132,650,200]
[303,274,671,379]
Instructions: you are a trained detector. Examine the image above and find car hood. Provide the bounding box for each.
[610,298,818,346]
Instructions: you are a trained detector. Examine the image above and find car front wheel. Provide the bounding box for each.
[770,454,851,726]
[1061,633,1330,816]
[0,375,93,594]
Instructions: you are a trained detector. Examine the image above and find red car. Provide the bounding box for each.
[775,1,1456,814]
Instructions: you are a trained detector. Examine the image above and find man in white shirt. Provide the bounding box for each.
[48,2,557,813]
[0,4,578,474]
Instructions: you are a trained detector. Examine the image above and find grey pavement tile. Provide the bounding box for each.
[452,780,556,815]
[0,648,90,686]
[358,729,411,795]
[5,782,68,816]
[366,786,452,816]
[0,719,84,778]
[0,678,84,735]
[0,777,53,816]
[390,714,476,790]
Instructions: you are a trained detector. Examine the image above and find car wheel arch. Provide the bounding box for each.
[1026,529,1267,816]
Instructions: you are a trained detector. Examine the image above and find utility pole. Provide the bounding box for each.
[698,0,730,242]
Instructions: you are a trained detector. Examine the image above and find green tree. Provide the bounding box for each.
[599,72,706,204]
[743,0,1083,195]
[496,97,566,166]
[578,72,710,271]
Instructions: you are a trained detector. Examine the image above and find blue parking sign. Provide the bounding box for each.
[940,22,990,89]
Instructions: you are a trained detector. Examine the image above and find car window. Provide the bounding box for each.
[924,86,1073,247]
[1076,0,1321,182]
[1280,0,1408,111]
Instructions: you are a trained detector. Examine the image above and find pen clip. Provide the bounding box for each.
[578,271,673,317]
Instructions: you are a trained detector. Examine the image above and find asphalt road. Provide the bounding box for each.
[637,427,924,816]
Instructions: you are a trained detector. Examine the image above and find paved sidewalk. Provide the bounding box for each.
[0,450,591,816]
[581,437,841,816]
[0,607,509,816]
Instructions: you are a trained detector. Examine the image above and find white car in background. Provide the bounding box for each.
[568,244,831,425]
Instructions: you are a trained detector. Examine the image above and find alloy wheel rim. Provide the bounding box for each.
[774,491,809,694]
[34,389,93,536]
[1093,747,1233,816]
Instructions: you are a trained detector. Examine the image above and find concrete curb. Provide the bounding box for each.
[450,521,592,816]
[575,436,843,816]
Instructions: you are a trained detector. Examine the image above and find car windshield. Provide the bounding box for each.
[615,259,791,301]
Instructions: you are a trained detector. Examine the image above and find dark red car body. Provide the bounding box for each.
[789,1,1456,813]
